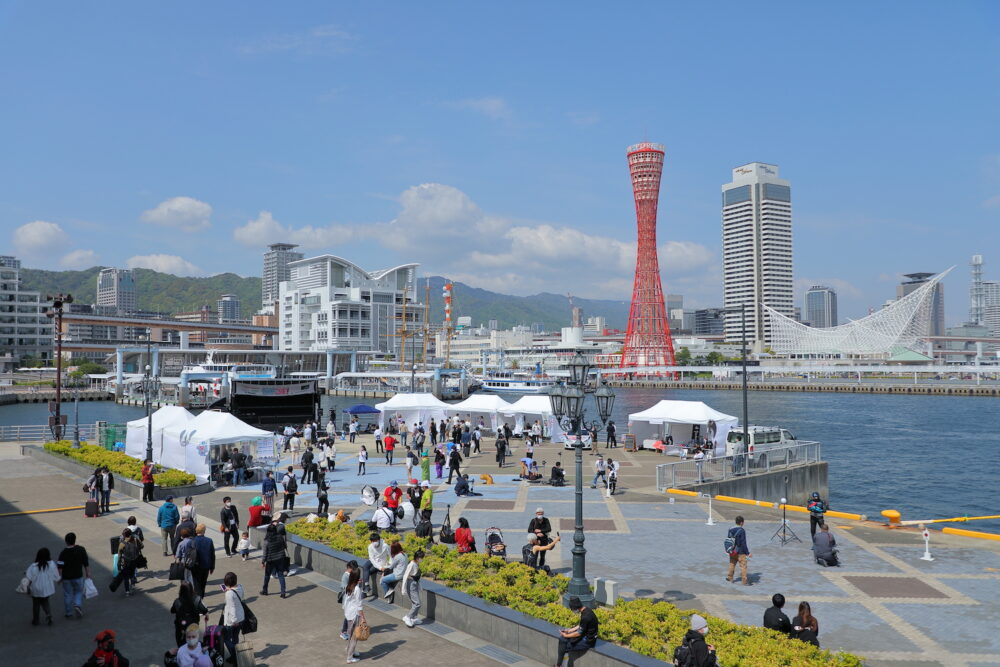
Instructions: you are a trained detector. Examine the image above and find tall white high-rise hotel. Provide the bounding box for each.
[721,163,794,346]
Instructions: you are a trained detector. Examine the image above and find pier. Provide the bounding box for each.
[608,378,1000,396]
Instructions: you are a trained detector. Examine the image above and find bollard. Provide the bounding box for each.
[703,493,715,526]
[881,509,902,527]
[920,527,934,561]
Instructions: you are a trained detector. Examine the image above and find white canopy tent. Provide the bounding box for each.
[374,392,450,431]
[125,405,195,464]
[503,395,566,442]
[449,394,513,432]
[161,410,276,480]
[628,400,738,455]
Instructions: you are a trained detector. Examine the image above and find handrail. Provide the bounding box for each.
[655,441,822,491]
[0,423,99,442]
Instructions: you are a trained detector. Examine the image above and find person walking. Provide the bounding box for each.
[281,466,298,511]
[260,520,288,598]
[385,436,395,465]
[606,420,617,448]
[495,433,508,468]
[380,542,408,602]
[460,428,472,458]
[555,596,599,666]
[141,460,155,502]
[317,474,330,515]
[433,448,445,478]
[181,497,198,524]
[116,528,143,596]
[24,547,61,625]
[399,419,408,448]
[429,421,438,447]
[338,561,359,640]
[679,614,717,667]
[807,492,828,538]
[528,508,552,568]
[405,447,417,480]
[83,629,129,667]
[349,418,358,444]
[447,447,463,484]
[57,532,90,619]
[301,447,315,485]
[157,495,180,557]
[191,525,215,598]
[419,480,434,523]
[791,601,820,647]
[726,515,752,586]
[374,426,384,453]
[220,497,240,558]
[472,426,482,454]
[401,549,425,628]
[342,569,365,663]
[763,593,792,636]
[261,471,277,511]
[590,455,607,488]
[222,572,245,664]
[455,517,475,553]
[354,445,367,475]
[170,580,209,646]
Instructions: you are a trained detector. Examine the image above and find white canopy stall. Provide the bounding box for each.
[503,395,566,442]
[125,405,195,464]
[161,410,276,480]
[628,400,738,455]
[375,392,450,431]
[449,394,513,432]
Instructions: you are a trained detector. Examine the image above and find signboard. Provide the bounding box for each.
[256,439,275,459]
[233,381,315,397]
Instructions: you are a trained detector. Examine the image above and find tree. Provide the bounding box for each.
[705,351,725,365]
[69,360,107,379]
[675,347,692,366]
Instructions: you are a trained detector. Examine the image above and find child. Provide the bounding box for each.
[237,531,252,561]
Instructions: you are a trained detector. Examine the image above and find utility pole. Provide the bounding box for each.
[421,278,430,371]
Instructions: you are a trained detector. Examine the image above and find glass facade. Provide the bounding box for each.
[723,185,751,206]
[763,183,791,202]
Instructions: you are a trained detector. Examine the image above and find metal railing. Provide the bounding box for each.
[655,441,822,492]
[0,423,99,443]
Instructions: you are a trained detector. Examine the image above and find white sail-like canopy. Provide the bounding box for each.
[449,394,513,431]
[375,392,450,429]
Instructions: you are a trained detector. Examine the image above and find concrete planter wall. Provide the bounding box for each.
[250,527,661,667]
[21,445,213,501]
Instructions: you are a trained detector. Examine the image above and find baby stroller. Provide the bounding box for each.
[485,527,507,561]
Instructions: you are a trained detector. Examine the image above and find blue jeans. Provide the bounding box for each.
[222,624,241,662]
[100,489,111,511]
[234,467,245,486]
[62,578,84,615]
[381,573,400,595]
[262,561,286,594]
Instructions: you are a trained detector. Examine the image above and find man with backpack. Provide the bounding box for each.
[725,516,751,586]
[674,614,717,666]
[281,466,298,512]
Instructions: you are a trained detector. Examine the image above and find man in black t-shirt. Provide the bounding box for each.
[556,596,598,665]
[57,532,91,618]
[763,593,792,636]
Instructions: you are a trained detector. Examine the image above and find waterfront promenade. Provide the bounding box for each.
[5,434,1000,666]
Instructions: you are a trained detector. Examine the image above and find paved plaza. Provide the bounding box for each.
[5,434,1000,666]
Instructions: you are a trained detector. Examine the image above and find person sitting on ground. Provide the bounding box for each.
[83,629,130,667]
[555,595,599,666]
[522,533,560,575]
[792,601,820,647]
[763,593,792,636]
[812,523,839,567]
[373,501,396,532]
[454,473,473,496]
[549,461,566,486]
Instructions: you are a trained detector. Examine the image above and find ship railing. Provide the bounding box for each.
[655,441,822,492]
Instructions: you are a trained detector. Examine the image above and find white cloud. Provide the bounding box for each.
[445,96,512,121]
[232,211,361,249]
[126,254,203,277]
[141,196,212,232]
[240,24,355,55]
[13,220,68,256]
[60,249,98,269]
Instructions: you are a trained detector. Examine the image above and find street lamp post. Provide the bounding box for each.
[44,293,73,441]
[141,336,160,463]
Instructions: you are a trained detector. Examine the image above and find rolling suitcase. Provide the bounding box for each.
[85,499,99,517]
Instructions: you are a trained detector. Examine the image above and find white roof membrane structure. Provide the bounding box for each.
[764,268,952,356]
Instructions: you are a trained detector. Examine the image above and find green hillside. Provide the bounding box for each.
[19,267,261,319]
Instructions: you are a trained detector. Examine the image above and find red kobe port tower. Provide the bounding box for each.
[620,142,676,370]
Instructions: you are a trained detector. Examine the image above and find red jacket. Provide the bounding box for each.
[383,486,402,508]
[141,464,154,484]
[384,436,396,450]
[456,527,475,553]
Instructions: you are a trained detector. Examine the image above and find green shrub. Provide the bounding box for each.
[286,520,862,666]
[43,441,196,487]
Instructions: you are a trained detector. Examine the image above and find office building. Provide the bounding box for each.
[693,308,726,336]
[721,162,794,347]
[0,256,53,363]
[217,294,241,322]
[96,267,137,314]
[666,294,683,313]
[279,255,425,356]
[583,316,607,334]
[262,243,303,313]
[805,286,838,328]
[897,273,945,337]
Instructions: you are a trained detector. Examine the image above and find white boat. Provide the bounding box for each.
[478,372,558,394]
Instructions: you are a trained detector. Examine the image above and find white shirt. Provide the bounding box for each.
[594,459,606,472]
[326,420,335,434]
[342,585,363,621]
[373,428,382,439]
[223,585,245,626]
[304,426,313,440]
[374,506,395,529]
[367,540,390,570]
[349,422,358,434]
[176,643,209,667]
[284,426,294,436]
[359,449,368,462]
[25,561,61,598]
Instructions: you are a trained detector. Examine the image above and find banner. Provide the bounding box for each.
[233,381,315,397]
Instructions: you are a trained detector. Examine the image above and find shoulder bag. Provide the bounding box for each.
[237,592,258,634]
[15,572,31,595]
[353,612,371,641]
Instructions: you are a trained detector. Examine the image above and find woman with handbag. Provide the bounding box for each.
[222,572,245,663]
[24,547,61,625]
[342,569,366,663]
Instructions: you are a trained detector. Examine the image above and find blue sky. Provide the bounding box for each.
[2,2,998,325]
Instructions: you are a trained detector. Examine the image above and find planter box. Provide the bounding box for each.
[250,526,661,667]
[21,445,213,501]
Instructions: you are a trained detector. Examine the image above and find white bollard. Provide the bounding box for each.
[703,493,715,525]
[920,528,934,561]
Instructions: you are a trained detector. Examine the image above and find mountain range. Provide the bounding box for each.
[18,267,631,331]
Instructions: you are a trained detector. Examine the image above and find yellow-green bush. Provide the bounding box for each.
[44,441,197,487]
[287,519,862,666]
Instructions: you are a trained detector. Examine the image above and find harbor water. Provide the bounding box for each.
[2,388,997,531]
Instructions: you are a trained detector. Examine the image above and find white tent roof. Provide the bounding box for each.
[374,392,451,411]
[628,400,738,425]
[170,410,274,444]
[124,406,196,462]
[504,395,554,416]
[451,394,513,412]
[126,405,195,431]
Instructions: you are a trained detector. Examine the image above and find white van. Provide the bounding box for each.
[725,426,798,469]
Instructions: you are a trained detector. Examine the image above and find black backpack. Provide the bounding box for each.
[122,539,141,564]
[182,542,198,569]
[439,506,455,544]
[522,544,537,568]
[673,634,716,667]
[415,519,433,538]
[285,474,298,493]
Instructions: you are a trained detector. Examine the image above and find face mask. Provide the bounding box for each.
[187,637,199,647]
[225,503,231,508]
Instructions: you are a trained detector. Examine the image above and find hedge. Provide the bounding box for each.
[44,441,197,487]
[288,520,863,666]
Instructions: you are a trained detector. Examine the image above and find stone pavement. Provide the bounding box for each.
[309,435,1000,667]
[0,442,543,666]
